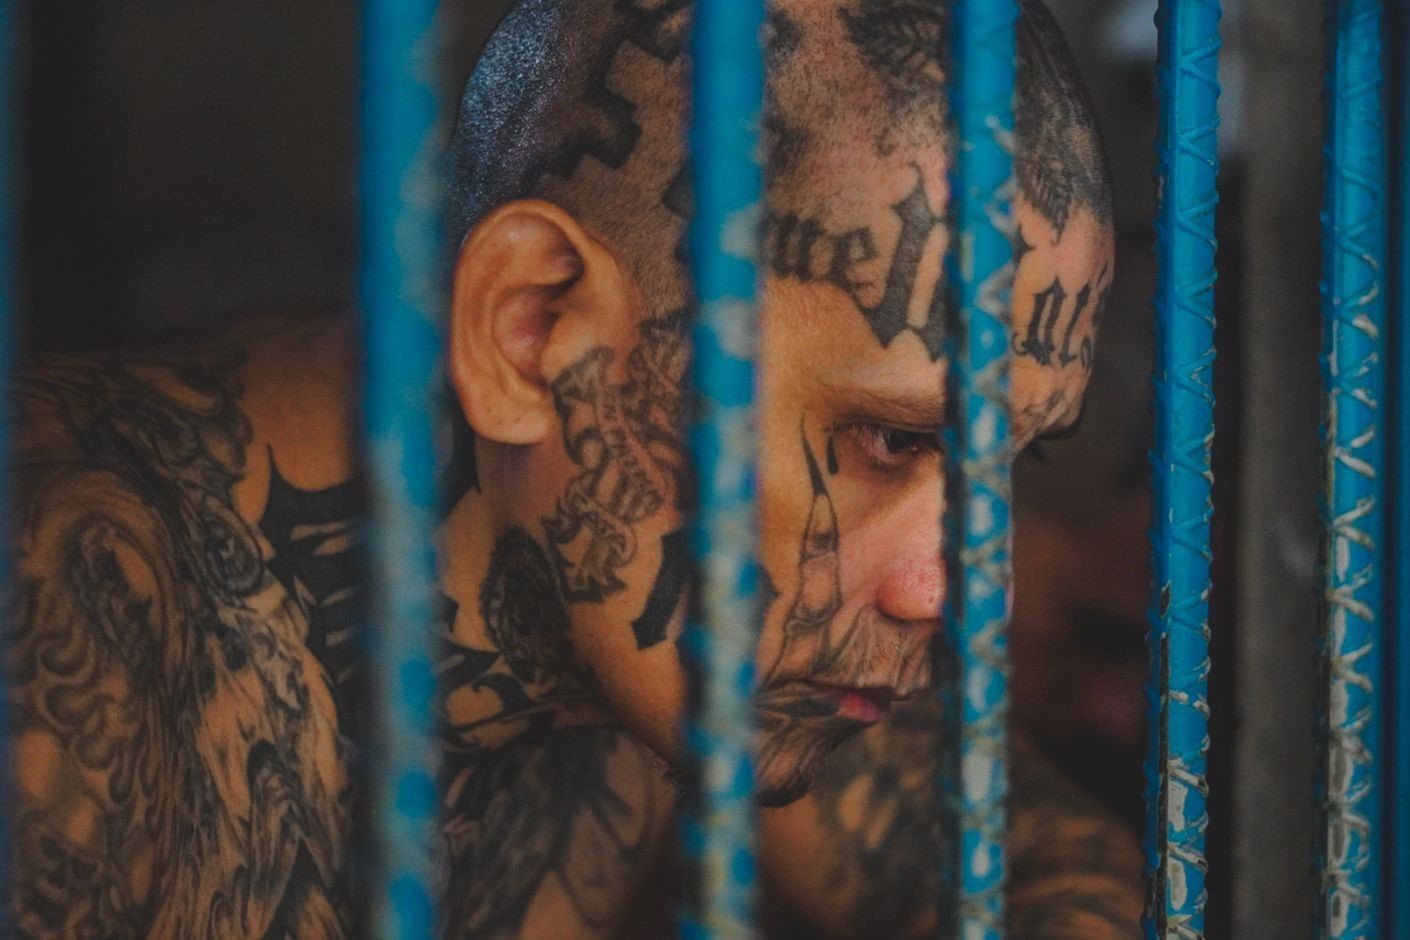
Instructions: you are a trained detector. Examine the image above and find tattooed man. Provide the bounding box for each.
[8,0,1138,937]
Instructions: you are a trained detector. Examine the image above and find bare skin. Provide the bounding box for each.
[7,0,1140,937]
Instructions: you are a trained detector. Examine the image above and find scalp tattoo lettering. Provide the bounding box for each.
[1014,267,1111,369]
[764,172,952,360]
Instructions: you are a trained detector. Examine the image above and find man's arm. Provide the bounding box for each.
[759,697,1143,939]
[7,455,172,937]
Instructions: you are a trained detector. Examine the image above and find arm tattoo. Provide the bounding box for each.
[9,355,355,938]
[436,530,658,939]
[810,701,1142,938]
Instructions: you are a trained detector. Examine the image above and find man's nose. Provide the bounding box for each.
[874,555,946,624]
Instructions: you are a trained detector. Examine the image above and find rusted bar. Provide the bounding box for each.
[1317,1,1388,936]
[1146,0,1221,936]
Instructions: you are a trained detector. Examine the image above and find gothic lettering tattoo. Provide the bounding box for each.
[1012,267,1110,370]
[9,355,352,937]
[543,311,688,603]
[763,172,952,360]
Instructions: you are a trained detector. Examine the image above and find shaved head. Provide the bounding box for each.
[450,0,1111,346]
[445,0,1117,808]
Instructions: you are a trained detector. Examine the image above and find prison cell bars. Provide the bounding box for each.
[1320,1,1388,937]
[1391,0,1410,934]
[1147,1,1220,937]
[681,0,767,935]
[0,2,1398,939]
[359,1,445,936]
[942,3,1019,937]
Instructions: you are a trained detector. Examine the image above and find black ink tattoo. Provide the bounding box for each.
[524,0,691,193]
[809,700,1144,939]
[9,354,353,938]
[260,456,366,738]
[763,171,952,360]
[1015,0,1113,235]
[813,703,955,937]
[755,426,933,806]
[840,0,947,140]
[436,533,657,939]
[1012,267,1110,370]
[631,528,690,650]
[543,312,688,603]
[481,528,577,686]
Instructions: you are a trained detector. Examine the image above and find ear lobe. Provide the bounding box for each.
[448,200,617,446]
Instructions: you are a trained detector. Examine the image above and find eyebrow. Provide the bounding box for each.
[816,376,947,429]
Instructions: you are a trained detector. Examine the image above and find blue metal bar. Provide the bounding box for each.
[1319,0,1388,936]
[1389,0,1410,933]
[680,0,765,936]
[941,3,1017,936]
[1146,1,1220,937]
[359,1,444,936]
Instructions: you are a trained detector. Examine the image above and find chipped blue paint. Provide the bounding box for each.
[359,0,445,936]
[1391,1,1410,932]
[942,3,1017,937]
[1145,1,1220,937]
[680,0,765,937]
[1319,1,1387,936]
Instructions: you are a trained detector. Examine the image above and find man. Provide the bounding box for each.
[8,0,1139,937]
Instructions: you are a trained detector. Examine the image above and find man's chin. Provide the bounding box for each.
[753,719,871,808]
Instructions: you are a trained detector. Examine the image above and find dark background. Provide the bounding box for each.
[11,2,1327,936]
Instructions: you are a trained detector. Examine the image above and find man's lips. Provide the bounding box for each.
[797,680,918,722]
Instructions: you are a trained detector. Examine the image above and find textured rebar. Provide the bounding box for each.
[359,1,445,936]
[680,0,765,936]
[941,3,1017,937]
[1391,0,1410,932]
[1145,1,1220,937]
[1318,1,1387,937]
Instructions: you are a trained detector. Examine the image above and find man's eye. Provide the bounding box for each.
[845,422,943,471]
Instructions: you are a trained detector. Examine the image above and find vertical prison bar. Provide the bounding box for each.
[1392,0,1410,931]
[682,0,766,936]
[1146,1,1220,937]
[1319,0,1388,936]
[359,1,444,936]
[942,3,1017,936]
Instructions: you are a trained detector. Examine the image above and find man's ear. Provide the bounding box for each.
[449,199,630,445]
